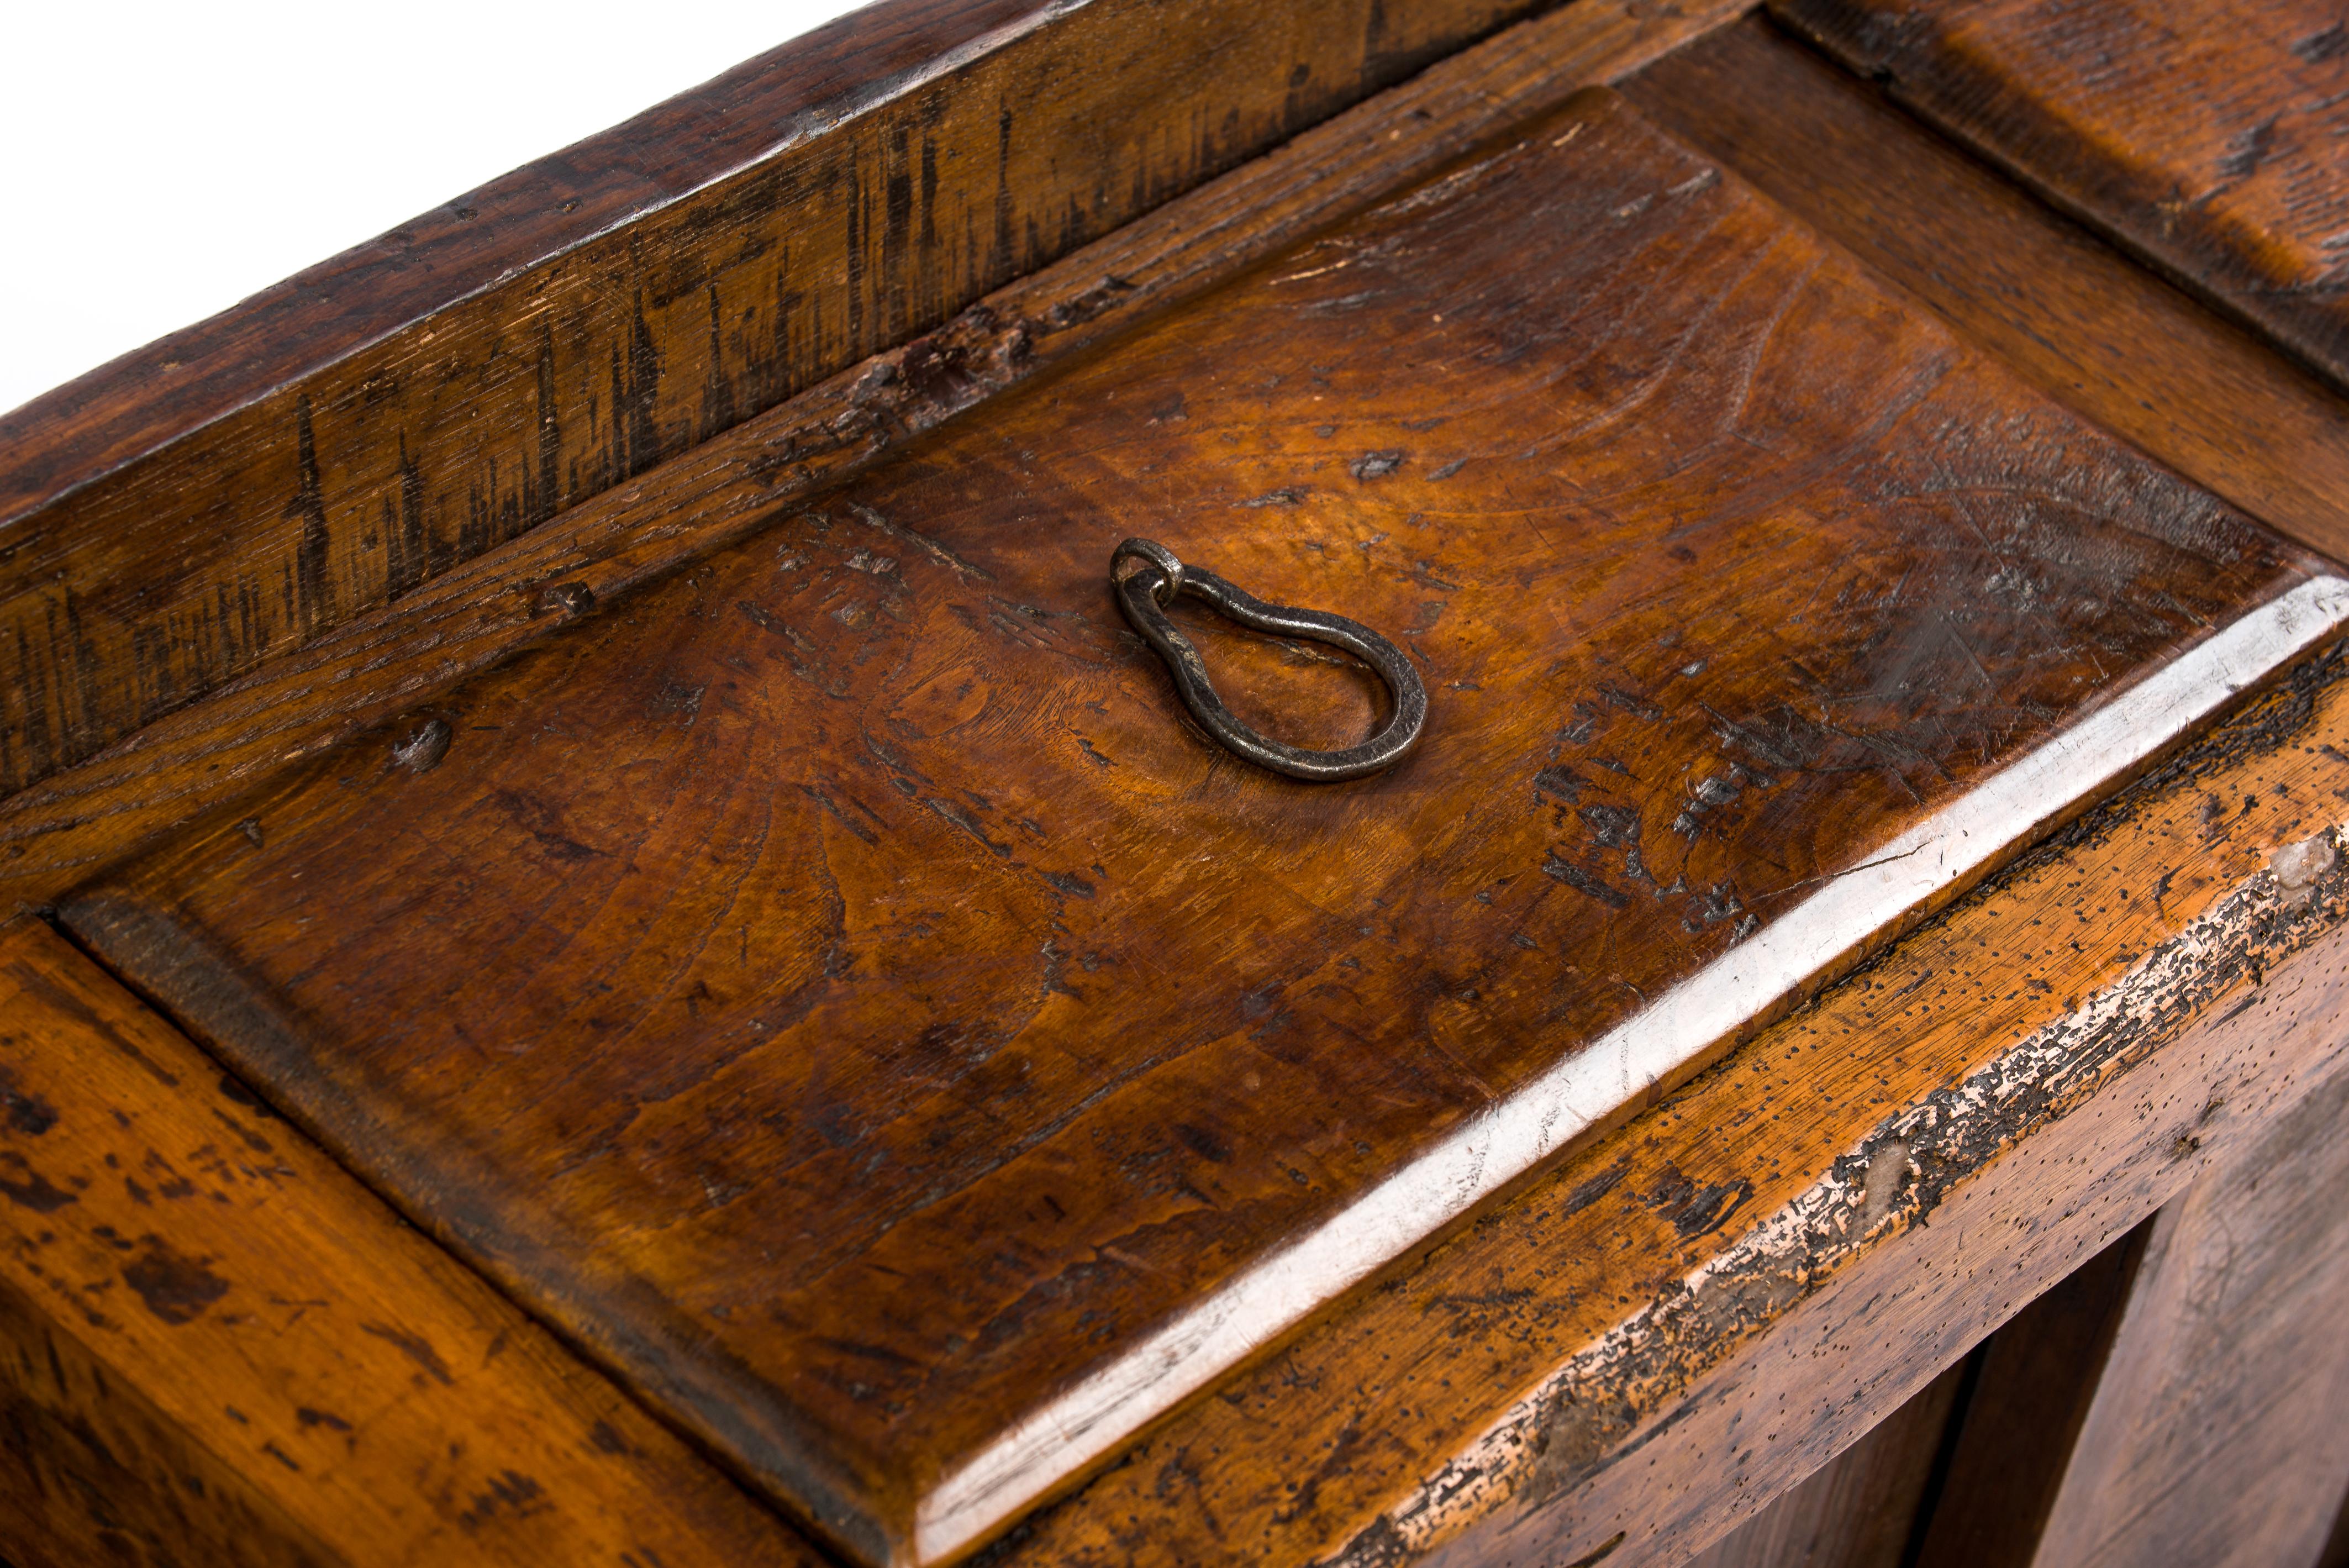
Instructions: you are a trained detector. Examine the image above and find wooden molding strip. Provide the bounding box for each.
[913,573,2349,1562]
[0,0,1752,914]
[993,642,2349,1568]
[0,0,1563,800]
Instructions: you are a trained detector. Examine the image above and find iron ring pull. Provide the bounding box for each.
[1110,537,1429,782]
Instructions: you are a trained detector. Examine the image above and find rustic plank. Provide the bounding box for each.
[1769,0,2349,396]
[1682,1360,1964,1568]
[967,648,2349,1567]
[1906,1217,2152,1568]
[62,90,2347,1568]
[0,0,1565,801]
[0,0,1751,917]
[1622,13,2349,567]
[2027,1045,2349,1568]
[0,918,824,1568]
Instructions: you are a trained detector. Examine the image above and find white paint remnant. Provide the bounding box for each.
[2272,833,2339,908]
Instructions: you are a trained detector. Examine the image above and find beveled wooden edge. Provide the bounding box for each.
[0,0,1754,913]
[0,916,829,1567]
[0,0,1555,799]
[914,573,2349,1562]
[1620,14,2349,569]
[0,0,1030,515]
[983,640,2349,1567]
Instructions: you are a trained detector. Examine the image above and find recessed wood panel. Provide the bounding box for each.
[0,0,1554,801]
[65,91,2343,1567]
[1773,0,2349,393]
[0,0,1750,917]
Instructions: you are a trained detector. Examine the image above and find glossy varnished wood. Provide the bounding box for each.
[0,0,1748,915]
[1772,0,2349,393]
[63,88,2340,1566]
[988,650,2349,1568]
[1623,14,2349,569]
[1683,1361,1964,1568]
[0,920,825,1568]
[0,0,1558,801]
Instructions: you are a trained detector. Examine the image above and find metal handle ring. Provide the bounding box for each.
[1109,536,1428,782]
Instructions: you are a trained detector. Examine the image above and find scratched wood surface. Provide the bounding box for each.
[62,86,2335,1566]
[0,919,826,1568]
[1622,14,2349,570]
[996,647,2349,1568]
[0,0,1750,918]
[1771,0,2349,394]
[2028,1055,2349,1568]
[0,0,1558,802]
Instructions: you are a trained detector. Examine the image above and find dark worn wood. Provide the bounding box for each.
[1681,1360,1965,1568]
[2029,1053,2349,1568]
[1771,0,2349,395]
[978,632,2349,1566]
[1623,14,2349,568]
[0,0,1748,917]
[0,0,1565,802]
[61,89,2333,1567]
[1907,1217,2152,1568]
[0,918,826,1568]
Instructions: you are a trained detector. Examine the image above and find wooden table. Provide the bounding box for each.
[6,3,2349,1566]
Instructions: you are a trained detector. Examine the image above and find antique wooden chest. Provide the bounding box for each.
[6,2,2349,1566]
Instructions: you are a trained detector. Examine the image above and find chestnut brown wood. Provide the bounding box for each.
[1623,14,2349,568]
[61,87,2346,1566]
[0,918,826,1568]
[2030,1059,2349,1568]
[35,608,2349,1568]
[1771,0,2349,394]
[0,0,1750,918]
[0,0,1561,802]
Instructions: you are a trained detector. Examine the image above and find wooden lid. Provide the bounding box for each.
[67,91,2343,1566]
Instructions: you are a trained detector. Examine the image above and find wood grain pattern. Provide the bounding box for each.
[0,0,1751,917]
[1771,0,2349,393]
[62,91,2337,1567]
[1624,13,2349,567]
[1682,1360,1964,1568]
[1906,1217,2151,1568]
[975,646,2349,1568]
[0,0,1559,801]
[2029,1050,2349,1568]
[0,918,825,1568]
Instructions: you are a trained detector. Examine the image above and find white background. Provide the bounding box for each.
[2,0,871,418]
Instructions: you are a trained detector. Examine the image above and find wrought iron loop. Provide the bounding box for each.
[1110,537,1428,782]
